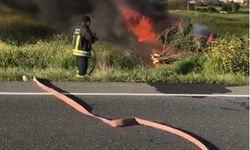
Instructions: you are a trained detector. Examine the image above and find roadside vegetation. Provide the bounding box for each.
[0,2,249,85]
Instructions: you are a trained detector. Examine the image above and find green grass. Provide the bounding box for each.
[0,67,248,85]
[0,38,248,85]
[0,4,248,85]
[170,10,249,36]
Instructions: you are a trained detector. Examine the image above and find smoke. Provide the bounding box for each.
[193,23,211,38]
[2,0,171,44]
[120,0,170,32]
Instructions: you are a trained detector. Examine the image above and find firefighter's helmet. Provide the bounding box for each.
[82,16,91,23]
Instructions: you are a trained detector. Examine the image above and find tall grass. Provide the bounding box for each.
[0,35,73,69]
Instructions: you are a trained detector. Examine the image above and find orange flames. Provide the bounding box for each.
[113,1,214,66]
[113,0,172,66]
[113,0,157,44]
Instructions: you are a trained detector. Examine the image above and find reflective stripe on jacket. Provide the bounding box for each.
[72,28,91,57]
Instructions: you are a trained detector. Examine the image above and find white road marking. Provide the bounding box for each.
[0,92,249,97]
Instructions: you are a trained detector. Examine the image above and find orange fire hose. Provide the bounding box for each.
[33,77,208,150]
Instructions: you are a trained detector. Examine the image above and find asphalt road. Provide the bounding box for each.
[0,82,249,150]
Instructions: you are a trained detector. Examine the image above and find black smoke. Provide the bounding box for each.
[1,0,171,43]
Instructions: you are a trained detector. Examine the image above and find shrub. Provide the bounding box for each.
[207,35,249,75]
[221,3,233,12]
[208,0,222,6]
[207,6,219,12]
[196,7,208,12]
[168,0,187,10]
[221,2,240,12]
[231,2,241,12]
[196,6,218,13]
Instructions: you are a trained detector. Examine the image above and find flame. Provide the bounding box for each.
[113,0,157,43]
[208,34,214,43]
[112,0,173,66]
[113,0,213,66]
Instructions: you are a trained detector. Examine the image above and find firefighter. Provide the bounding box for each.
[72,16,97,77]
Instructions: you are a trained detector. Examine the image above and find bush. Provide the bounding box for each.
[231,2,241,12]
[196,6,218,12]
[208,0,222,6]
[196,7,208,12]
[221,3,233,11]
[168,0,187,10]
[221,2,241,12]
[207,35,249,75]
[207,6,219,12]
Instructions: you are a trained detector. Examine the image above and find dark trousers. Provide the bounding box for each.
[76,56,89,75]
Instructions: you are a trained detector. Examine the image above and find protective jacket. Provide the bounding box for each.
[72,26,95,57]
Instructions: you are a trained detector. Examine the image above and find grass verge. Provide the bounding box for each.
[0,67,248,85]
